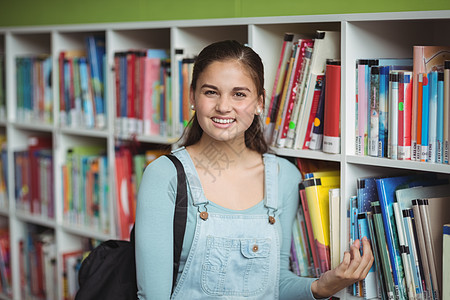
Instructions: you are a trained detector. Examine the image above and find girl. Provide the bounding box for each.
[135,40,373,299]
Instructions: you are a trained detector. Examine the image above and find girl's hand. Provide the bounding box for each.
[310,237,374,298]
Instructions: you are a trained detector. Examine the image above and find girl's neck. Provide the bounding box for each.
[187,135,259,170]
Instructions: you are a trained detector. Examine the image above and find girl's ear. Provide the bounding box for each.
[189,86,195,109]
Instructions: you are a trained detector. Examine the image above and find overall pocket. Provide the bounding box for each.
[201,236,271,297]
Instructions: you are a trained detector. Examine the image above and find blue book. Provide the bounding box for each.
[436,72,444,163]
[428,71,438,163]
[119,53,128,134]
[86,35,106,129]
[421,73,429,162]
[358,213,378,299]
[357,176,379,213]
[375,174,439,300]
[78,58,95,128]
[378,66,390,158]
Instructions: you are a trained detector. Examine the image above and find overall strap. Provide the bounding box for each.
[165,154,188,294]
[263,153,279,212]
[172,147,209,207]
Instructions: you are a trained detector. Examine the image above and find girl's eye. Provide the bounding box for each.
[204,90,217,96]
[235,92,246,98]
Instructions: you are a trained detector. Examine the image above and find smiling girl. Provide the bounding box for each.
[135,40,373,299]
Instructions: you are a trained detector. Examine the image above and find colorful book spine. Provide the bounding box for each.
[398,71,413,160]
[421,73,430,162]
[417,73,424,162]
[402,209,424,298]
[388,71,399,160]
[265,33,296,144]
[378,66,390,158]
[392,203,415,300]
[302,75,324,149]
[357,213,378,299]
[443,224,450,300]
[437,71,445,163]
[356,60,369,156]
[371,201,396,300]
[369,66,380,157]
[444,61,450,164]
[428,71,438,163]
[322,61,341,154]
[308,74,326,151]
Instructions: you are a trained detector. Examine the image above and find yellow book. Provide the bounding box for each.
[303,173,340,274]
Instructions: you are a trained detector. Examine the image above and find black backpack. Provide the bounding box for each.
[75,154,188,300]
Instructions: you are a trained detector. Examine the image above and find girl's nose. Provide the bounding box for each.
[215,96,232,113]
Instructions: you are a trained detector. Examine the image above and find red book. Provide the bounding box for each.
[398,71,413,160]
[322,63,341,154]
[28,136,52,215]
[302,75,324,149]
[114,53,122,124]
[299,185,321,277]
[126,51,136,134]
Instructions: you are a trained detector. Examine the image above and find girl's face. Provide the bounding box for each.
[191,60,263,143]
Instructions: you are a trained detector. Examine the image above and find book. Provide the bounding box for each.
[428,71,439,163]
[371,201,396,300]
[300,74,324,149]
[397,71,413,160]
[308,72,326,151]
[322,61,341,154]
[388,71,399,160]
[303,172,340,274]
[444,61,450,164]
[366,211,389,300]
[368,66,380,157]
[437,71,444,163]
[328,188,340,269]
[443,224,450,300]
[421,73,430,162]
[357,212,378,299]
[299,183,321,277]
[356,59,371,156]
[392,202,415,299]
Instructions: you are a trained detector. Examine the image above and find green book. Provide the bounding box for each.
[371,201,395,300]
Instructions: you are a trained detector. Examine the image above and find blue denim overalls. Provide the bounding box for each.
[171,147,281,299]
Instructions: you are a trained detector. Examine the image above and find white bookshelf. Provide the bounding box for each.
[0,10,449,300]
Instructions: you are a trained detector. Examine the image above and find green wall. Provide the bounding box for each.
[1,0,449,27]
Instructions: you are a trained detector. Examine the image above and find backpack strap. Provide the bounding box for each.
[165,154,188,294]
[131,154,187,295]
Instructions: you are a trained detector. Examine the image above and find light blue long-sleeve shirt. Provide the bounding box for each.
[135,153,318,299]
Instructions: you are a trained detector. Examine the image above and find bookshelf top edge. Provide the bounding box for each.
[0,10,448,33]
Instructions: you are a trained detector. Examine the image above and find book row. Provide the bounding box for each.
[356,46,450,164]
[350,174,450,300]
[15,55,53,125]
[265,31,341,154]
[58,36,107,130]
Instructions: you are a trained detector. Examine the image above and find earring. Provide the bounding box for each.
[190,104,195,110]
[256,107,262,115]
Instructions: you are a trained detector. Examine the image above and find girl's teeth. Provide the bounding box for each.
[213,118,234,124]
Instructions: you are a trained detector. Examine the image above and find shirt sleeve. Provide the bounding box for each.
[135,156,177,299]
[277,157,319,300]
